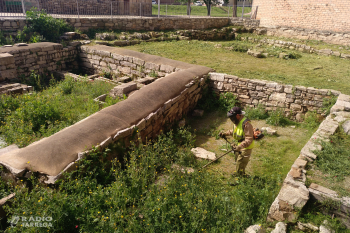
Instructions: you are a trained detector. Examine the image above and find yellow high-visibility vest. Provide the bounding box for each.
[233,117,255,149]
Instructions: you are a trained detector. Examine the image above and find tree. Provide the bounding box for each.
[176,0,196,16]
[202,0,229,16]
[232,0,237,17]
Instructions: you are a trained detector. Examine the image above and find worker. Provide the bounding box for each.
[219,106,255,176]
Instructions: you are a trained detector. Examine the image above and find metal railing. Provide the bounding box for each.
[0,0,257,19]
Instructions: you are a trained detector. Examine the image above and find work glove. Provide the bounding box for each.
[235,145,243,152]
[218,132,226,138]
[230,144,237,151]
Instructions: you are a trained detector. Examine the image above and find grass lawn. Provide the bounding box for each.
[126,40,350,95]
[152,5,252,17]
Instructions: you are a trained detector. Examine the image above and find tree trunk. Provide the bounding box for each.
[187,0,191,15]
[206,3,210,16]
[232,0,237,17]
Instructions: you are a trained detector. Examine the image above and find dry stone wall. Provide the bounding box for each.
[268,94,350,226]
[209,72,340,119]
[210,72,350,226]
[79,45,182,78]
[0,42,79,81]
[240,35,350,59]
[0,17,260,34]
[0,45,213,184]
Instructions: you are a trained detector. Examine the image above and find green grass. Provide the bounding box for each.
[0,76,120,148]
[2,128,281,232]
[238,32,350,54]
[152,5,251,17]
[126,40,350,94]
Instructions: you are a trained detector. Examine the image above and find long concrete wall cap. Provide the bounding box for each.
[0,42,62,53]
[0,64,212,177]
[82,45,196,70]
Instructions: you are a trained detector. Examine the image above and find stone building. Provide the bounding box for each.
[252,0,350,33]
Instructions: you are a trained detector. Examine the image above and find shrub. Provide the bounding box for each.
[244,104,268,120]
[302,111,322,130]
[4,128,280,232]
[59,76,75,94]
[266,108,293,126]
[25,8,73,42]
[197,87,239,113]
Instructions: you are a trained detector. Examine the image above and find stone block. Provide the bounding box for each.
[109,82,137,98]
[160,64,175,73]
[113,128,132,141]
[245,225,264,233]
[271,222,287,233]
[342,120,350,135]
[210,72,225,82]
[300,140,321,161]
[309,183,339,203]
[0,53,14,66]
[269,93,286,102]
[144,62,159,71]
[191,147,216,160]
[293,158,307,169]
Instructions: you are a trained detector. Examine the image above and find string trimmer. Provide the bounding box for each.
[201,135,241,169]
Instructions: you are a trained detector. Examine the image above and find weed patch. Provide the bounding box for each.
[314,130,350,181]
[3,128,281,232]
[196,88,239,113]
[266,108,294,127]
[244,105,269,120]
[0,77,120,147]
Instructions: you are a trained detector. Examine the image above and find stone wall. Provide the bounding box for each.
[0,45,213,184]
[210,71,350,227]
[252,0,350,33]
[79,45,183,78]
[267,94,350,227]
[209,72,340,119]
[0,17,260,34]
[239,34,350,59]
[260,27,350,47]
[0,42,79,81]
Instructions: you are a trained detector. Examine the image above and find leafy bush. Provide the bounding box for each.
[4,128,280,232]
[59,76,75,94]
[25,8,73,42]
[244,104,268,120]
[100,69,115,80]
[266,108,293,126]
[196,87,239,113]
[0,78,120,147]
[302,111,322,130]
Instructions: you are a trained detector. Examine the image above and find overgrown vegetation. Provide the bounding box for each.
[196,87,239,112]
[244,104,269,120]
[0,76,120,147]
[3,128,281,232]
[0,8,72,45]
[314,129,350,181]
